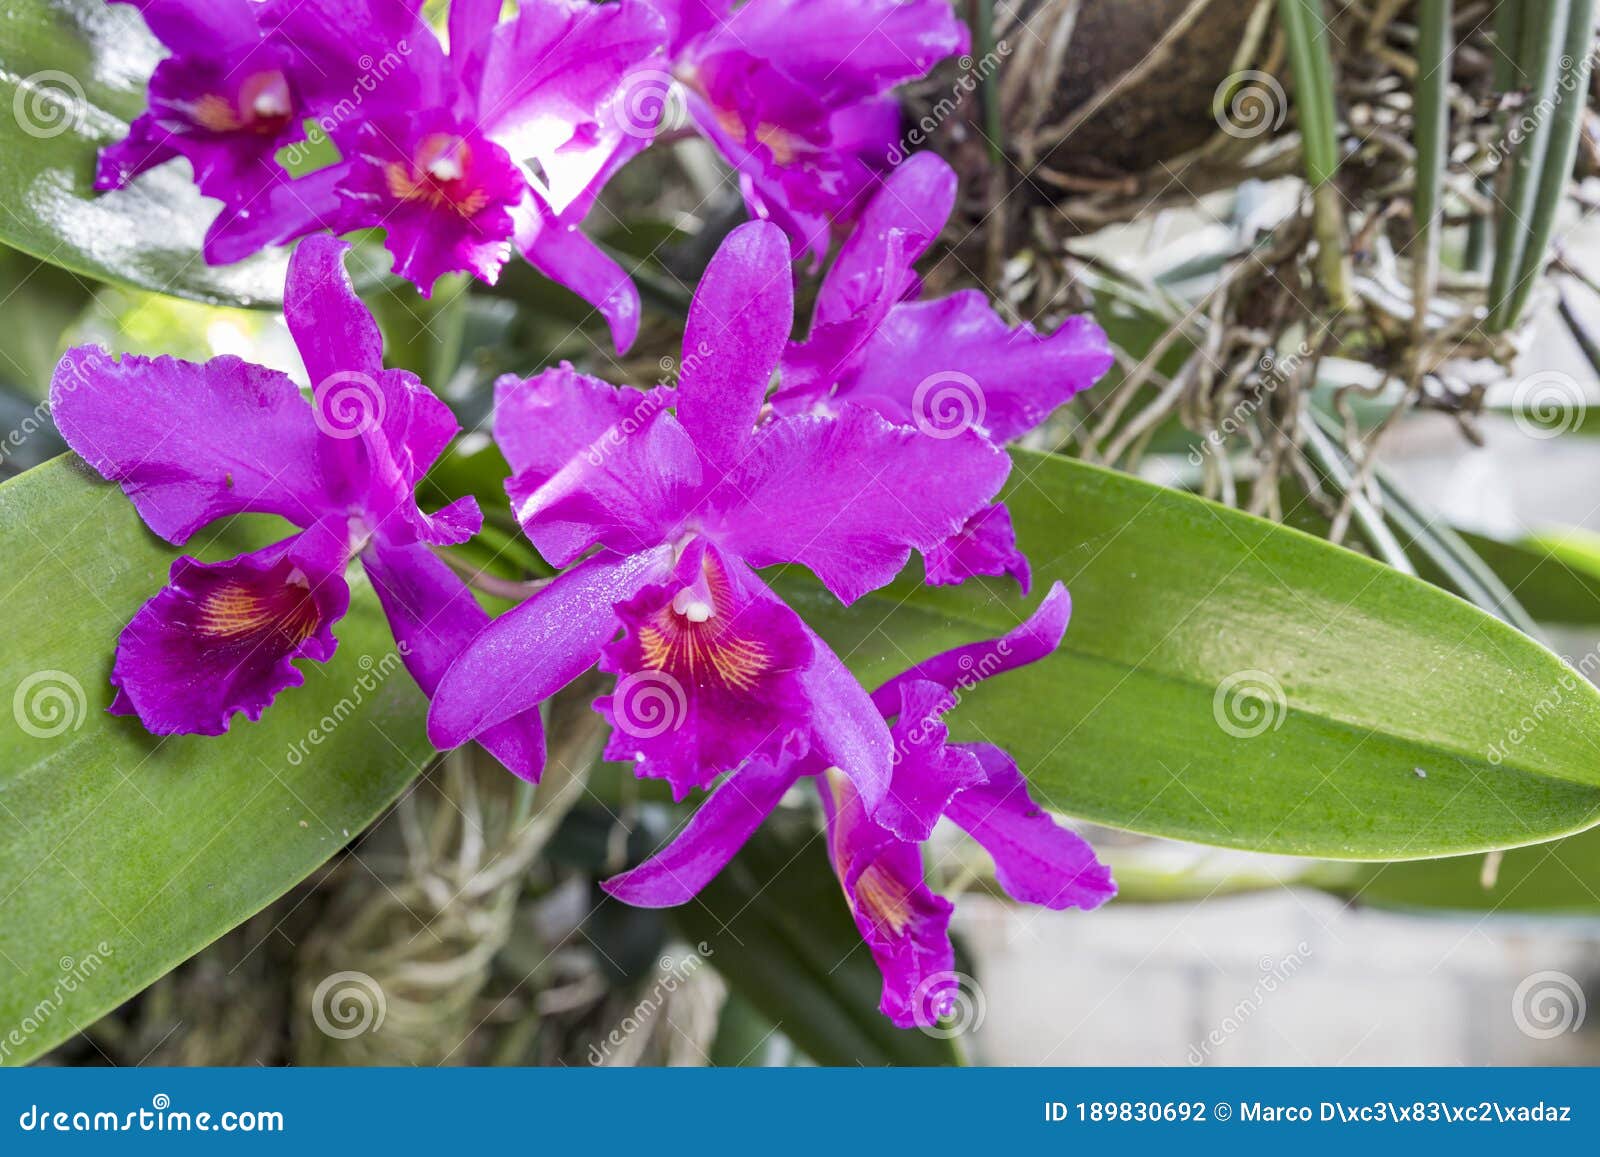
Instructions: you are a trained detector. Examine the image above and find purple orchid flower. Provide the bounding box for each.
[94,0,347,264]
[651,0,969,262]
[48,235,544,776]
[427,219,1010,801]
[601,583,1115,1028]
[777,152,1115,591]
[102,0,665,351]
[268,0,665,344]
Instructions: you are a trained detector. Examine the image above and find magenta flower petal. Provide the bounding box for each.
[110,518,351,736]
[513,197,643,354]
[510,407,701,567]
[818,153,956,325]
[654,0,732,52]
[283,234,385,383]
[712,406,1010,604]
[924,502,1032,592]
[447,0,503,93]
[675,220,793,471]
[947,744,1116,911]
[704,0,969,104]
[871,582,1072,715]
[776,152,956,399]
[595,542,813,797]
[95,113,180,192]
[100,0,302,201]
[49,347,326,545]
[282,237,470,542]
[264,0,450,117]
[792,615,895,815]
[674,0,967,259]
[849,293,1114,443]
[426,546,674,753]
[117,0,259,47]
[477,0,668,212]
[494,365,672,483]
[362,539,546,781]
[819,769,956,1029]
[600,750,801,906]
[339,113,524,294]
[876,679,986,842]
[202,165,353,267]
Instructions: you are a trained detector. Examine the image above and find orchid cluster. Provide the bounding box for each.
[99,0,969,351]
[61,0,1118,1031]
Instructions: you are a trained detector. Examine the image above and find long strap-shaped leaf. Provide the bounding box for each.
[1500,0,1599,327]
[1278,0,1350,307]
[1411,0,1453,340]
[1487,0,1576,329]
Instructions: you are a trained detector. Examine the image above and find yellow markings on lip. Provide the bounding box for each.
[636,552,774,692]
[677,65,801,165]
[853,863,914,935]
[191,94,244,133]
[195,567,320,644]
[189,71,291,135]
[384,134,491,218]
[820,769,913,935]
